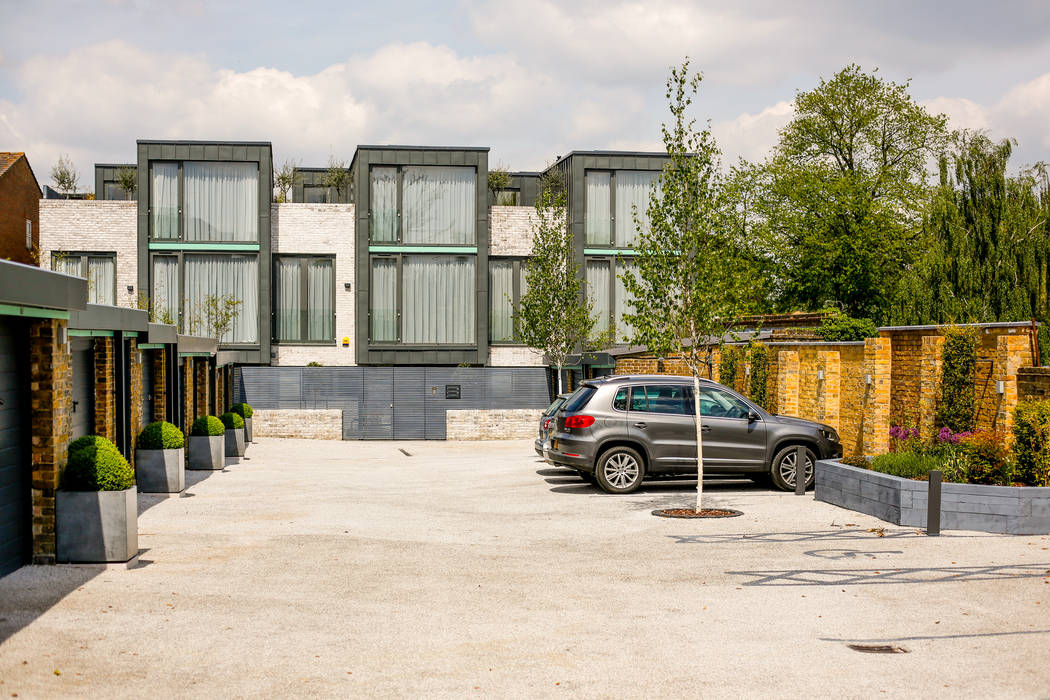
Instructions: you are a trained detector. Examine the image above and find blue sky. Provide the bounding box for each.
[3,0,1050,188]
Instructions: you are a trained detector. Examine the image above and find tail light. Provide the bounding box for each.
[564,415,596,429]
[543,418,553,430]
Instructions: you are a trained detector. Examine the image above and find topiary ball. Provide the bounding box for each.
[62,435,134,491]
[229,403,254,419]
[219,412,245,430]
[137,421,185,450]
[190,416,226,437]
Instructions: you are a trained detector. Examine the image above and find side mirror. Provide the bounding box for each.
[748,411,760,422]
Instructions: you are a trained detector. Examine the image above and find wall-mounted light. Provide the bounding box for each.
[127,285,134,294]
[57,325,67,347]
[864,374,872,385]
[817,370,825,381]
[344,282,352,291]
[996,380,1005,395]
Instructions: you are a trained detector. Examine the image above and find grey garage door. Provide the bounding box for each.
[140,350,154,425]
[71,338,94,439]
[0,318,29,577]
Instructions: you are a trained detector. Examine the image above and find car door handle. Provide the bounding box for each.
[701,424,712,433]
[633,422,648,429]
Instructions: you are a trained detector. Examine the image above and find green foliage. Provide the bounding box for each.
[488,163,512,204]
[274,159,297,203]
[1013,400,1050,486]
[323,156,351,201]
[517,170,596,393]
[191,416,225,437]
[893,132,1050,328]
[814,311,878,341]
[958,431,1013,485]
[63,436,134,491]
[116,166,137,199]
[718,347,739,390]
[937,326,978,432]
[306,361,323,367]
[186,294,241,342]
[746,342,769,409]
[220,412,244,430]
[744,65,948,322]
[137,421,185,450]
[229,403,254,419]
[868,451,943,480]
[50,153,80,196]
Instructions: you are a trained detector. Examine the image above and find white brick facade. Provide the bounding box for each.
[489,205,536,256]
[271,203,356,366]
[39,200,138,309]
[253,409,342,439]
[488,345,546,367]
[446,408,543,439]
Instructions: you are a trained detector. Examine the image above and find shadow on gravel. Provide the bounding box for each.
[727,562,1050,586]
[547,478,767,495]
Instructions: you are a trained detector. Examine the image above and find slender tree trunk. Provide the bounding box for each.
[556,362,563,395]
[693,373,704,512]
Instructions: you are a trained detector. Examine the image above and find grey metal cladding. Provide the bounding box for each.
[361,367,394,439]
[0,260,87,312]
[94,164,136,200]
[394,367,426,439]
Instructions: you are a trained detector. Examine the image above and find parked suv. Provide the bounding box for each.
[546,375,842,493]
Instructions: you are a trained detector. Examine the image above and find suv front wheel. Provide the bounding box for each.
[770,444,816,491]
[595,446,646,494]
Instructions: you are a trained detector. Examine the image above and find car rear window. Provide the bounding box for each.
[562,385,597,413]
[543,397,567,416]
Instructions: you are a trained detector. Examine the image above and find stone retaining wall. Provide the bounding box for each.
[252,409,342,440]
[446,409,542,440]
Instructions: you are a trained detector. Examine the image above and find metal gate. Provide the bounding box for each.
[235,366,551,440]
[0,318,29,577]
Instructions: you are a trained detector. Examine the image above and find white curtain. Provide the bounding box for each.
[614,261,636,342]
[402,166,475,245]
[371,258,398,342]
[489,260,514,343]
[587,259,611,334]
[615,171,661,247]
[370,167,398,242]
[585,171,611,245]
[307,259,333,341]
[87,257,115,306]
[275,259,301,341]
[403,256,475,344]
[52,254,81,277]
[151,163,178,240]
[183,255,258,343]
[184,162,258,242]
[152,257,179,325]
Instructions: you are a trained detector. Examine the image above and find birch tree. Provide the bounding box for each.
[622,61,757,511]
[517,179,596,395]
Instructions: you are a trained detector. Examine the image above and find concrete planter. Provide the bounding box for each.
[816,459,1050,535]
[56,487,138,563]
[244,417,253,443]
[135,448,185,493]
[225,428,245,459]
[188,435,224,470]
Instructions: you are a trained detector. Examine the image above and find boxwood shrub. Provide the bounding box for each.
[1013,400,1050,486]
[220,412,245,430]
[62,435,134,491]
[229,402,254,419]
[137,421,185,450]
[190,416,225,437]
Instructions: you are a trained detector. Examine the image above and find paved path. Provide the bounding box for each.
[1,438,1048,698]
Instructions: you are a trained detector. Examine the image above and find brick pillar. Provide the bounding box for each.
[93,336,116,441]
[993,334,1032,434]
[862,337,891,456]
[128,339,143,461]
[152,349,167,422]
[194,358,209,420]
[182,357,194,428]
[817,350,840,432]
[776,350,800,417]
[919,335,945,440]
[29,319,71,565]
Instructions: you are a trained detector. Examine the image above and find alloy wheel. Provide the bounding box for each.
[603,452,640,489]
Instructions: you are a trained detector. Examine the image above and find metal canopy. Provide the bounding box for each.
[0,260,86,312]
[147,322,178,344]
[176,334,218,356]
[69,304,148,332]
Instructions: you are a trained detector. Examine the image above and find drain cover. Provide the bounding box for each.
[847,644,909,654]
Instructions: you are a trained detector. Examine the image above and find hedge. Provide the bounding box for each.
[1014,400,1050,486]
[137,421,185,450]
[229,403,254,419]
[190,416,226,437]
[62,436,134,491]
[220,412,245,430]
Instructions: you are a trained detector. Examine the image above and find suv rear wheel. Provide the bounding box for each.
[595,446,645,494]
[770,444,815,491]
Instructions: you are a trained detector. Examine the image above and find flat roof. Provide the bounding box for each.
[69,304,149,332]
[176,334,218,355]
[547,150,669,170]
[0,260,87,312]
[136,139,272,146]
[354,145,490,152]
[147,322,178,344]
[95,163,135,169]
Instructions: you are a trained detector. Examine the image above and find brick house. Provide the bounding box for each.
[0,153,42,265]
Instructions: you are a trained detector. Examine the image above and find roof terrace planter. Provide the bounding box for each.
[815,459,1050,535]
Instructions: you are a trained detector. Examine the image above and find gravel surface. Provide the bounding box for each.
[1,438,1048,698]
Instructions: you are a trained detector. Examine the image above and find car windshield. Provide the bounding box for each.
[562,385,597,413]
[543,396,568,417]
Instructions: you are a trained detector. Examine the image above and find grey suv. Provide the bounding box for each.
[546,375,842,493]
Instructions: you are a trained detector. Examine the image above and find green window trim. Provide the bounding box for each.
[69,329,114,337]
[584,248,639,256]
[148,242,260,252]
[368,245,478,254]
[0,304,69,320]
[137,343,166,350]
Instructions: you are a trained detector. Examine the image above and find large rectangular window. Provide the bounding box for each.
[369,255,476,345]
[183,255,259,343]
[183,162,259,242]
[587,257,636,343]
[52,252,116,306]
[151,162,179,240]
[489,259,528,343]
[369,165,476,245]
[152,256,179,325]
[274,256,334,343]
[584,169,662,247]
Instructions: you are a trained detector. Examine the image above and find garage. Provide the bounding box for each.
[0,317,29,577]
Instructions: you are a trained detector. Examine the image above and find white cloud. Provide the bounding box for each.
[712,100,793,165]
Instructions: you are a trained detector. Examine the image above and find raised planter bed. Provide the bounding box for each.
[816,459,1050,535]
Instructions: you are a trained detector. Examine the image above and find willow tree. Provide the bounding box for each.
[622,61,757,511]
